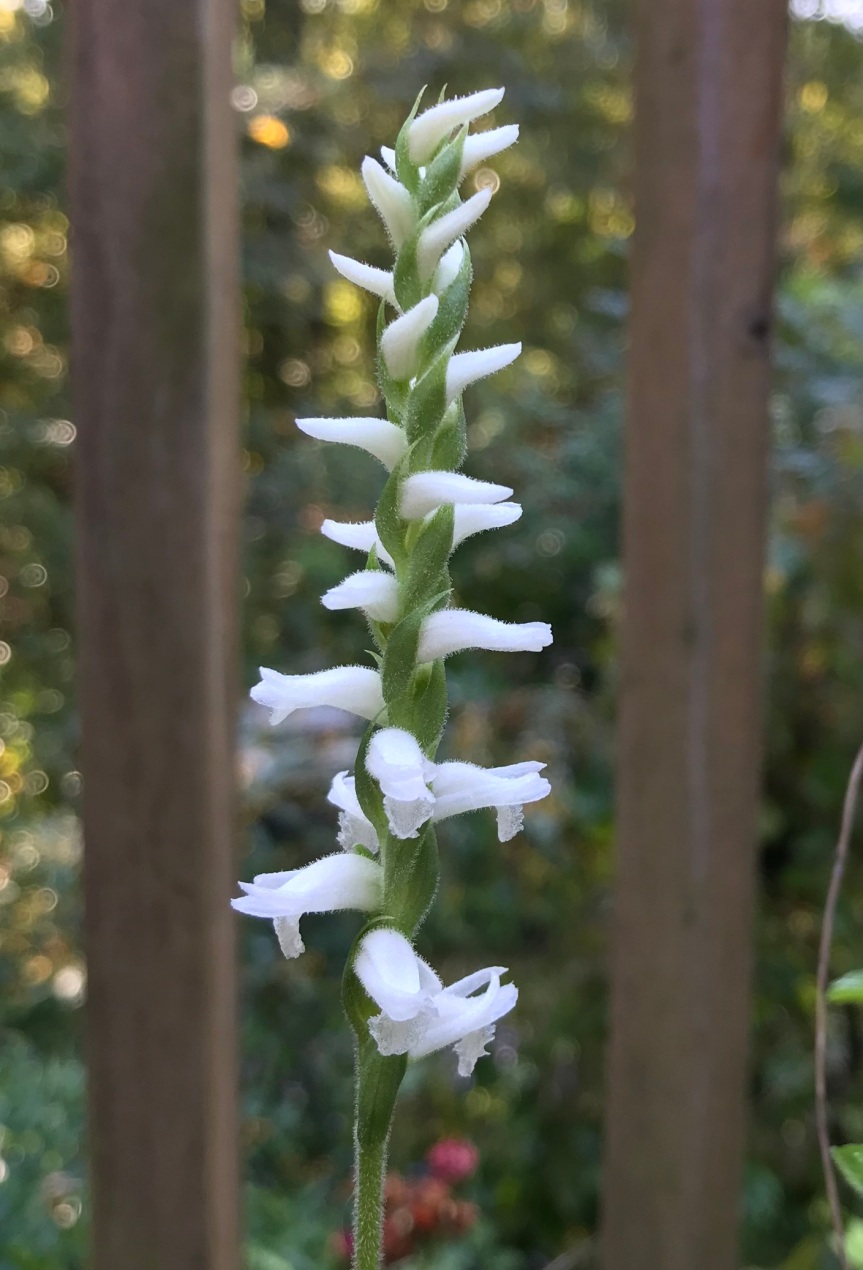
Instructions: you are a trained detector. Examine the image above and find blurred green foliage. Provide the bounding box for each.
[2,0,863,1266]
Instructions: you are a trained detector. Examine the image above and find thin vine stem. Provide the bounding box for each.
[815,739,863,1270]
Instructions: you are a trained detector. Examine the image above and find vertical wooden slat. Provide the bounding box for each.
[69,1,240,1265]
[601,3,786,1268]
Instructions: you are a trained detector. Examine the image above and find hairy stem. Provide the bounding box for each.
[354,1129,388,1270]
[815,739,863,1270]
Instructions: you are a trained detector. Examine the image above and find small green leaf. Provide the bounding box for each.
[828,970,863,1004]
[429,401,467,471]
[419,129,466,215]
[405,659,448,752]
[384,824,440,935]
[403,346,452,444]
[374,451,412,567]
[834,1144,863,1197]
[381,590,449,705]
[423,240,472,353]
[393,233,421,311]
[354,724,387,837]
[394,88,425,195]
[401,505,454,612]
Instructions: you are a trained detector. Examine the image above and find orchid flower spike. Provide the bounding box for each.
[235,87,552,1270]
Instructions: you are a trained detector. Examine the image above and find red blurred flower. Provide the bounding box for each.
[426,1137,479,1184]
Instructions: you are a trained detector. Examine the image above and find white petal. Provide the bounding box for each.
[362,157,416,248]
[459,124,519,177]
[408,88,505,163]
[433,241,466,295]
[445,343,521,404]
[380,145,397,171]
[452,502,522,547]
[321,570,399,622]
[231,852,383,918]
[296,416,408,471]
[250,665,384,724]
[327,772,380,854]
[367,727,436,838]
[381,295,439,381]
[401,471,513,520]
[431,760,549,816]
[417,610,553,662]
[320,519,395,570]
[409,972,518,1065]
[417,189,492,280]
[355,928,441,1022]
[329,251,397,308]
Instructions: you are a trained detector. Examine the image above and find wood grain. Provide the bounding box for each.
[601,3,787,1266]
[68,1,240,1264]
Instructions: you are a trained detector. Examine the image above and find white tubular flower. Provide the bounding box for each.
[251,665,384,724]
[381,295,440,381]
[321,570,399,623]
[295,416,408,471]
[361,157,415,248]
[433,241,466,295]
[445,343,521,404]
[356,929,442,1054]
[320,518,395,570]
[417,189,492,280]
[452,501,522,546]
[366,727,436,839]
[408,967,518,1077]
[329,251,397,308]
[401,471,513,520]
[231,853,383,959]
[417,609,553,662]
[460,124,519,177]
[328,771,380,854]
[408,87,505,163]
[431,760,551,841]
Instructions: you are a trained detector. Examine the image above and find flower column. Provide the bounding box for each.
[234,88,552,1270]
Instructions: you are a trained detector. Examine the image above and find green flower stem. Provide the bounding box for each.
[353,1132,386,1270]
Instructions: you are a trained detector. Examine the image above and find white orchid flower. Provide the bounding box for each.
[355,928,442,1055]
[408,87,505,163]
[417,189,492,280]
[231,853,383,959]
[409,966,518,1076]
[460,124,519,177]
[356,929,518,1075]
[417,609,553,661]
[445,343,521,404]
[320,518,396,569]
[430,760,551,841]
[400,471,513,520]
[321,570,399,623]
[361,157,415,247]
[452,501,522,544]
[328,250,397,307]
[381,295,439,381]
[250,665,384,724]
[295,416,408,471]
[366,727,436,838]
[328,770,380,854]
[433,241,466,294]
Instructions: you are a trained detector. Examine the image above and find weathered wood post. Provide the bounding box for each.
[68,1,240,1265]
[601,2,787,1267]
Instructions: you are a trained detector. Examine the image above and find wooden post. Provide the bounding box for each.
[68,1,240,1266]
[601,3,786,1268]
